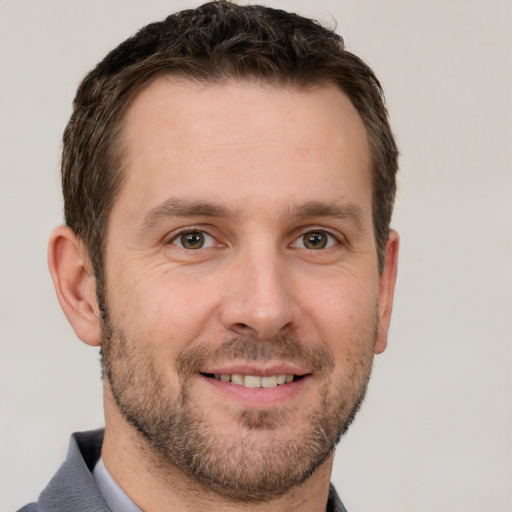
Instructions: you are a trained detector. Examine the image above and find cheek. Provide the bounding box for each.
[295,273,379,382]
[297,269,379,340]
[108,266,222,350]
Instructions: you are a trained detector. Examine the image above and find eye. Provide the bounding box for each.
[171,230,216,250]
[292,230,338,250]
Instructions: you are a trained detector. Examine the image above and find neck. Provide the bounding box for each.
[102,388,334,512]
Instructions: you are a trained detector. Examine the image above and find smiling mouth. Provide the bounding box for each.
[201,373,307,388]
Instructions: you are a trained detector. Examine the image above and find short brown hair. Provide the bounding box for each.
[62,0,398,287]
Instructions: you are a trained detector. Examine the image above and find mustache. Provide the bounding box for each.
[176,335,335,380]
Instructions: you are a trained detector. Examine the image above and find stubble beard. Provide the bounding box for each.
[100,311,377,502]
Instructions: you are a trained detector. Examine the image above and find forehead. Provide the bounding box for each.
[115,78,372,221]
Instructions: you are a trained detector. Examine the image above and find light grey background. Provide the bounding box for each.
[1,1,510,511]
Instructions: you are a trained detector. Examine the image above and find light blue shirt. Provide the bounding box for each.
[93,458,143,512]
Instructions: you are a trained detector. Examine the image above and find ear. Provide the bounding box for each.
[374,230,399,354]
[48,225,102,347]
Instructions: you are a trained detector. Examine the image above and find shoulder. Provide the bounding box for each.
[16,505,39,512]
[16,430,110,512]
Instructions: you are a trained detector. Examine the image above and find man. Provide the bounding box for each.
[20,1,399,511]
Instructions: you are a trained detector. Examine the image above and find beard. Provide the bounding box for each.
[100,309,377,502]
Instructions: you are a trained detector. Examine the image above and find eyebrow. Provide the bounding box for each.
[139,198,367,232]
[292,201,367,230]
[139,198,236,231]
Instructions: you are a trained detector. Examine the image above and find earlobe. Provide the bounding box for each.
[48,225,102,347]
[375,230,399,355]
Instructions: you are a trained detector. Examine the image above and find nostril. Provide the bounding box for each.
[232,322,253,334]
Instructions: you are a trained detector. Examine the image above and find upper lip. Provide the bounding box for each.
[200,362,311,377]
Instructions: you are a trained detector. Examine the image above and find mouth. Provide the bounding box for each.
[198,366,313,407]
[200,372,306,388]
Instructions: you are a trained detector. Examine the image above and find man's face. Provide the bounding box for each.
[100,78,393,500]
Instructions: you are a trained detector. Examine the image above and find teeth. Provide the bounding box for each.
[213,373,295,388]
[277,374,287,385]
[261,375,278,388]
[231,374,244,385]
[244,375,261,388]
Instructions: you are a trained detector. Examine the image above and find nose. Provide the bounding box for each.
[220,245,301,339]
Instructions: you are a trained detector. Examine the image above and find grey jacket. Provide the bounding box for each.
[18,430,348,512]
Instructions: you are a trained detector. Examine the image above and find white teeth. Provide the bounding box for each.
[212,373,295,388]
[231,374,244,385]
[261,375,278,388]
[244,375,261,388]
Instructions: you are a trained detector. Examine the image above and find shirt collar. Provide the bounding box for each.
[93,457,143,512]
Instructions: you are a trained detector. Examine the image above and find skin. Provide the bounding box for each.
[49,78,399,512]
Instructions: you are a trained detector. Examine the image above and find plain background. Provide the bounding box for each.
[1,1,510,511]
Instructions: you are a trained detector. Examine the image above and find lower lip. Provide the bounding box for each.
[200,374,310,407]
